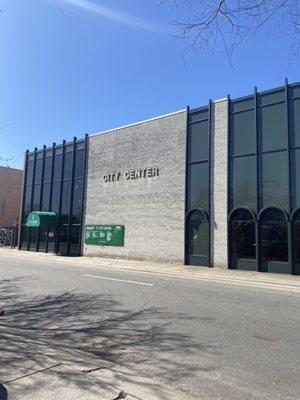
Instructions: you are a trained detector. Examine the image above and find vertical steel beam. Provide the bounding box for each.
[208,99,212,267]
[254,86,260,270]
[36,145,46,252]
[55,140,66,254]
[46,142,56,253]
[226,94,231,269]
[184,106,190,265]
[285,77,294,273]
[18,150,29,250]
[79,134,89,256]
[67,137,77,256]
[27,148,37,251]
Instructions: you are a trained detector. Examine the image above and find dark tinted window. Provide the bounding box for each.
[231,156,256,210]
[32,184,41,211]
[230,209,256,260]
[260,209,288,262]
[189,120,209,162]
[72,179,83,224]
[70,226,80,256]
[289,98,300,148]
[293,210,300,265]
[42,183,50,211]
[230,110,255,156]
[51,182,60,213]
[34,158,43,183]
[261,151,288,209]
[26,161,34,184]
[74,149,85,178]
[23,186,32,221]
[291,148,300,209]
[259,103,286,152]
[187,211,208,257]
[44,156,52,182]
[63,151,73,179]
[53,155,62,181]
[61,180,71,224]
[188,163,209,212]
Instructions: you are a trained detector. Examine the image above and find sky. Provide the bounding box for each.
[0,0,299,169]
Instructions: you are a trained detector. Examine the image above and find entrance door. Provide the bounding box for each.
[186,209,209,266]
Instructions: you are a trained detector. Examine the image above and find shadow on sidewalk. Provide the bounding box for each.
[0,276,217,399]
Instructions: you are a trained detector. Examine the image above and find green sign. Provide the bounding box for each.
[26,211,58,228]
[85,225,125,246]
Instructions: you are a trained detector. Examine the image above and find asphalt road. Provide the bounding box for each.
[0,254,299,400]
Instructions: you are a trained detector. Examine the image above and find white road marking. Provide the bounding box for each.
[81,274,154,286]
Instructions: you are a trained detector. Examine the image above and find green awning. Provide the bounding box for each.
[26,211,58,228]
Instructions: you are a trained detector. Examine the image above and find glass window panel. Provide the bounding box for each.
[259,90,285,106]
[260,209,288,262]
[44,157,52,182]
[42,183,50,211]
[28,153,34,161]
[58,225,68,255]
[290,85,300,99]
[72,179,83,224]
[189,120,209,161]
[188,219,209,257]
[261,151,288,209]
[289,98,300,147]
[70,225,81,256]
[32,184,41,211]
[259,102,286,151]
[291,149,300,209]
[34,158,43,183]
[29,228,37,251]
[38,228,47,252]
[54,146,63,155]
[61,181,71,224]
[188,163,209,212]
[293,218,300,264]
[20,226,28,250]
[47,227,56,253]
[63,151,73,179]
[26,161,34,184]
[230,209,256,259]
[74,149,85,178]
[231,156,256,210]
[51,181,60,213]
[76,140,85,150]
[53,154,62,181]
[189,109,208,123]
[230,97,254,113]
[23,186,32,221]
[230,110,255,155]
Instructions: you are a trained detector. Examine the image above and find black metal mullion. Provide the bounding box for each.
[254,86,260,271]
[27,148,37,251]
[36,145,46,252]
[184,107,190,265]
[67,137,77,256]
[18,150,29,250]
[79,134,88,256]
[55,140,66,254]
[208,99,212,267]
[46,142,56,253]
[227,94,231,269]
[285,78,293,273]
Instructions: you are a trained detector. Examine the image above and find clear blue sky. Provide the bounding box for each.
[0,0,299,168]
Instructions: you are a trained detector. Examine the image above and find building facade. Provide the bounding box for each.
[0,166,23,228]
[19,80,300,275]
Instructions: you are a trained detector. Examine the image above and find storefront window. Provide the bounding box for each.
[230,208,256,260]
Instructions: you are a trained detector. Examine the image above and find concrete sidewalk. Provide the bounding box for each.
[1,247,300,292]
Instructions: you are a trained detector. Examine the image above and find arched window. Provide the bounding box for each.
[229,208,256,262]
[292,208,300,275]
[259,208,288,263]
[186,209,209,266]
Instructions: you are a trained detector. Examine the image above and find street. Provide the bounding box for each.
[0,253,299,400]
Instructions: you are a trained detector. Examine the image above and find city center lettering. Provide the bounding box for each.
[102,167,159,183]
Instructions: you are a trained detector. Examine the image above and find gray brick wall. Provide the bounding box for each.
[83,110,187,262]
[210,99,228,269]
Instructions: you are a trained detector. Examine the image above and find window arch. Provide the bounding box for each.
[186,209,209,266]
[229,207,256,263]
[259,207,289,264]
